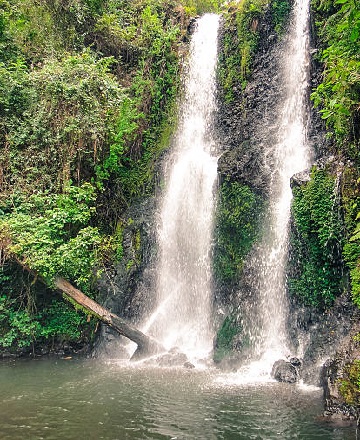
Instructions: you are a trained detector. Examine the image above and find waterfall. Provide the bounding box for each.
[239,0,312,376]
[145,14,220,362]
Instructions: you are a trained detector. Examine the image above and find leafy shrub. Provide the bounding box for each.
[311,0,360,145]
[0,295,40,349]
[0,184,102,293]
[0,267,94,350]
[37,299,91,342]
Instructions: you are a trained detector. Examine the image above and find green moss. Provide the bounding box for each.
[343,219,360,306]
[213,315,241,362]
[339,359,360,408]
[341,168,360,307]
[289,166,345,308]
[271,0,291,34]
[219,0,265,100]
[214,180,264,284]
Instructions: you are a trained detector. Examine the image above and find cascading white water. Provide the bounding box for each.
[144,14,220,362]
[240,0,312,377]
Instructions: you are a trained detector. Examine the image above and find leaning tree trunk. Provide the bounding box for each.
[1,251,164,359]
[12,259,164,360]
[54,277,164,360]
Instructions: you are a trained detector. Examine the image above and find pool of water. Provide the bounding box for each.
[0,358,356,439]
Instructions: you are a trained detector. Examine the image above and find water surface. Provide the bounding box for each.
[0,358,355,439]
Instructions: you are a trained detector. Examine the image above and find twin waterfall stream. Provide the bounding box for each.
[135,0,312,379]
[142,14,220,362]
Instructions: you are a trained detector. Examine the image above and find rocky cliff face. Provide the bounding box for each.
[216,8,280,197]
[321,322,360,422]
[214,6,284,314]
[94,196,158,357]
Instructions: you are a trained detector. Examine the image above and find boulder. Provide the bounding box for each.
[271,359,299,383]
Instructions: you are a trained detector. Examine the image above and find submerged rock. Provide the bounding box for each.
[156,351,189,367]
[271,359,299,383]
[142,348,195,369]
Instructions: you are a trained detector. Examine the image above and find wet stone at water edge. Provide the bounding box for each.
[271,358,301,383]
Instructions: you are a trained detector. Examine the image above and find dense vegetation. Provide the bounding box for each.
[0,0,221,354]
[214,180,264,284]
[289,166,345,308]
[303,0,360,407]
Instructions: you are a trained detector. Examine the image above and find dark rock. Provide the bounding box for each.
[217,141,270,194]
[94,196,158,358]
[187,17,198,34]
[320,324,360,421]
[288,292,360,386]
[289,357,302,367]
[183,361,196,369]
[290,169,311,188]
[215,8,284,199]
[141,349,192,368]
[271,359,299,383]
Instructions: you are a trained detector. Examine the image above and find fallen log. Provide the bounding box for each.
[54,277,164,360]
[3,252,164,359]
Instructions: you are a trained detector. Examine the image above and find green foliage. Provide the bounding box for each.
[311,0,360,146]
[0,295,40,349]
[271,0,291,34]
[0,184,102,293]
[95,97,138,187]
[339,359,360,408]
[289,167,345,308]
[0,0,187,353]
[332,167,360,308]
[98,3,181,202]
[343,241,360,306]
[183,0,220,14]
[0,0,183,203]
[0,52,123,195]
[0,266,94,350]
[37,299,91,342]
[343,201,360,306]
[214,180,264,284]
